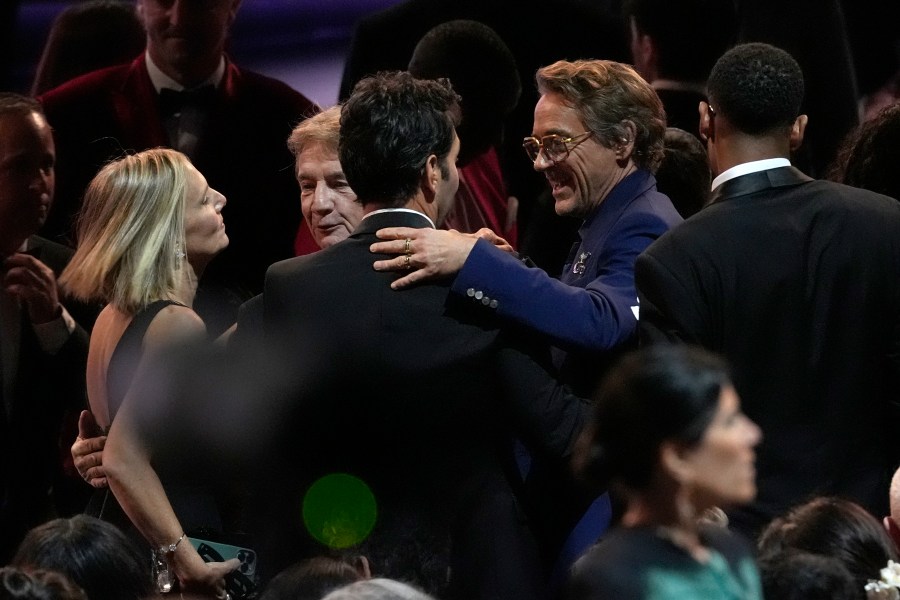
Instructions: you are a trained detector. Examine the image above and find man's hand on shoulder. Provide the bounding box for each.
[371,227,512,290]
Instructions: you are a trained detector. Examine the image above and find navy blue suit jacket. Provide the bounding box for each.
[452,169,682,395]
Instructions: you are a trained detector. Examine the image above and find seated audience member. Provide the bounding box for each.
[58,149,237,594]
[260,556,368,600]
[565,345,763,600]
[0,567,86,600]
[0,93,92,561]
[321,579,435,600]
[655,127,710,218]
[11,515,150,600]
[30,0,144,96]
[757,497,899,597]
[828,101,900,201]
[759,551,858,600]
[407,19,521,245]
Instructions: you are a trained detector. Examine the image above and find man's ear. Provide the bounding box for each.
[422,154,440,199]
[699,101,714,143]
[616,120,637,164]
[789,114,808,152]
[659,440,694,484]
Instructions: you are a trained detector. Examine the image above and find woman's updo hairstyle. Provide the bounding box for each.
[579,345,731,491]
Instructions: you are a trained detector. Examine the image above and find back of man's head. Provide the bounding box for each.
[623,0,736,82]
[339,71,460,207]
[707,43,804,136]
[408,20,520,163]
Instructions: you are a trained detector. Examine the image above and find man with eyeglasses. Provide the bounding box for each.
[371,59,681,398]
[369,59,681,575]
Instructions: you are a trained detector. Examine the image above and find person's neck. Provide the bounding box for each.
[363,194,436,223]
[622,488,708,562]
[148,48,222,89]
[173,262,202,308]
[712,137,792,176]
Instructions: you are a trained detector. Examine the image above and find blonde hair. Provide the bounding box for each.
[60,148,190,314]
[287,105,341,159]
[536,59,666,172]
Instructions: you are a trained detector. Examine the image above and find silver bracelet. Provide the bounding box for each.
[156,532,186,556]
[152,533,185,593]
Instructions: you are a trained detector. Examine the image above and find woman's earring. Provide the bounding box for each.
[175,245,186,259]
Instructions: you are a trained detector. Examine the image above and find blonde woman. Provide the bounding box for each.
[60,148,236,595]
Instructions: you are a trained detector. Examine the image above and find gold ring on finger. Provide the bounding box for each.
[404,238,412,255]
[404,255,411,270]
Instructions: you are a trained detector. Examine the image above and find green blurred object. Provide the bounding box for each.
[302,473,378,549]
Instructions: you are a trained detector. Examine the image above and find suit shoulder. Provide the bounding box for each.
[39,63,130,108]
[235,67,318,115]
[613,189,683,239]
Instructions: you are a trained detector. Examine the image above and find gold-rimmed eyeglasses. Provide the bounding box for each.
[522,131,593,163]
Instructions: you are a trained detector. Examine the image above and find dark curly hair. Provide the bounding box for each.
[828,102,900,201]
[339,71,460,206]
[758,497,898,597]
[707,43,804,136]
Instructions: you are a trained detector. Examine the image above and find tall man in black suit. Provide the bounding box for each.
[635,43,900,539]
[245,72,587,600]
[0,94,91,560]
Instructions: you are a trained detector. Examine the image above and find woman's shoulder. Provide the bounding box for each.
[143,301,206,349]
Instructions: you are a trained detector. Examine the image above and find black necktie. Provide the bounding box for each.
[158,85,216,117]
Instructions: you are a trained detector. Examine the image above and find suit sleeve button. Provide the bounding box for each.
[489,299,498,309]
[474,290,484,300]
[466,288,475,297]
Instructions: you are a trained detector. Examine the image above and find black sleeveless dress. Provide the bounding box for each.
[85,300,223,547]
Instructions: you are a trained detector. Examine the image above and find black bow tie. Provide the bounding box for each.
[158,85,217,117]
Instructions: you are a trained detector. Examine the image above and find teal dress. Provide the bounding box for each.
[564,524,763,600]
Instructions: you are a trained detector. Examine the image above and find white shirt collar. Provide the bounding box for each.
[362,207,436,229]
[145,50,225,93]
[711,158,791,191]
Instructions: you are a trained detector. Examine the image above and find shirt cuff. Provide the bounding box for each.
[32,306,76,355]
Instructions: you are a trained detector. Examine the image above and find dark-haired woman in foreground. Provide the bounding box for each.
[566,345,763,599]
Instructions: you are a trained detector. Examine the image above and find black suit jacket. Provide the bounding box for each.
[636,167,900,537]
[241,211,588,599]
[0,236,92,560]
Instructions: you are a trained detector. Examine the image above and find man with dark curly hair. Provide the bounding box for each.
[636,42,900,539]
